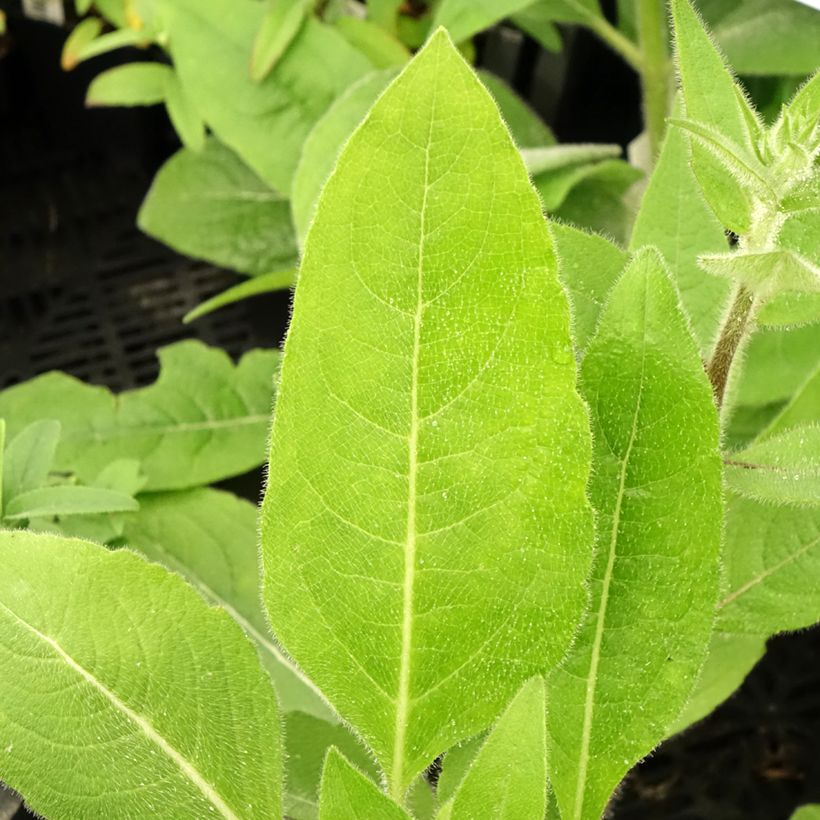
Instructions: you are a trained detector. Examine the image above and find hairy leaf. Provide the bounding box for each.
[0,341,279,491]
[262,31,593,798]
[699,249,820,299]
[86,63,171,107]
[319,750,410,820]
[121,487,333,721]
[725,425,820,506]
[477,71,556,148]
[139,139,298,276]
[0,530,282,819]
[671,0,757,234]
[447,678,547,820]
[184,269,297,323]
[630,121,730,353]
[551,223,627,353]
[548,248,722,820]
[163,0,370,191]
[292,70,397,247]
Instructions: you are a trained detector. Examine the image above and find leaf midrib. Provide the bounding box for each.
[573,296,648,820]
[391,56,438,799]
[0,600,240,820]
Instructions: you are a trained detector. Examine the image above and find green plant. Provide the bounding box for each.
[0,2,818,818]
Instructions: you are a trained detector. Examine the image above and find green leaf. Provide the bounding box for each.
[760,363,820,439]
[164,0,370,192]
[73,27,152,65]
[757,292,820,329]
[0,341,279,492]
[1,420,60,503]
[262,31,593,798]
[699,249,820,299]
[712,0,820,77]
[630,120,731,353]
[435,735,486,807]
[670,631,766,733]
[334,17,410,68]
[0,419,5,518]
[510,5,563,52]
[250,0,311,82]
[477,71,556,148]
[551,223,627,353]
[319,749,411,820]
[164,71,206,153]
[184,268,297,323]
[292,69,397,248]
[432,0,539,44]
[61,17,103,70]
[725,425,820,506]
[367,0,403,34]
[719,496,820,636]
[779,208,820,267]
[121,487,334,721]
[552,159,643,244]
[139,139,297,276]
[448,678,547,820]
[793,806,820,820]
[3,485,138,521]
[0,530,282,818]
[547,248,722,820]
[671,0,757,234]
[285,712,378,820]
[512,0,602,27]
[737,323,820,406]
[86,63,171,107]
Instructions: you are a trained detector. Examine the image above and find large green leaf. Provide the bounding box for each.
[262,31,593,799]
[121,487,334,721]
[671,0,757,235]
[1,420,60,504]
[163,0,371,192]
[712,0,820,77]
[446,678,547,820]
[318,750,410,820]
[0,341,279,492]
[630,121,731,353]
[550,223,627,353]
[0,530,282,819]
[138,139,297,276]
[547,248,722,820]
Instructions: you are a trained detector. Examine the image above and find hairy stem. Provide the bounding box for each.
[706,284,757,408]
[637,0,670,159]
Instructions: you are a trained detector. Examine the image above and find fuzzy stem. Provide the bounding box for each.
[636,0,670,159]
[706,284,757,408]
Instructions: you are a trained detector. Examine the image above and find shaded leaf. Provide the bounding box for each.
[547,248,722,820]
[0,341,279,492]
[262,31,593,798]
[725,425,820,506]
[0,530,282,819]
[184,269,296,323]
[478,71,556,148]
[86,62,171,107]
[250,0,311,82]
[433,0,539,44]
[334,17,410,68]
[448,678,547,820]
[760,363,820,439]
[164,72,205,152]
[3,485,138,521]
[1,420,60,504]
[139,139,297,276]
[318,750,410,820]
[61,17,103,70]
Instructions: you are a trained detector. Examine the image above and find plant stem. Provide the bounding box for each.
[706,284,757,408]
[585,14,643,72]
[636,0,670,159]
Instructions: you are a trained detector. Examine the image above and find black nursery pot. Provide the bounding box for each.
[1,9,819,820]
